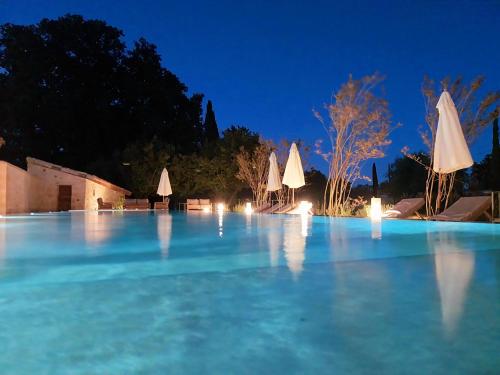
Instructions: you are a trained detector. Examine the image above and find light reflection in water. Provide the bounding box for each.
[283,214,310,279]
[266,218,281,267]
[218,211,223,237]
[246,212,251,234]
[433,235,475,337]
[84,212,112,248]
[157,213,172,258]
[371,219,382,240]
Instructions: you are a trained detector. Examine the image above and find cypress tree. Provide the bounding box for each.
[372,162,379,197]
[203,100,219,143]
[491,113,500,190]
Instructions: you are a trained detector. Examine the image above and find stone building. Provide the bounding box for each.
[0,157,130,215]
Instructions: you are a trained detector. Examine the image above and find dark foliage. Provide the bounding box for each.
[0,15,203,177]
[469,156,491,191]
[301,168,327,208]
[169,126,260,204]
[387,153,429,201]
[491,114,500,190]
[372,162,379,197]
[203,100,219,144]
[470,113,500,192]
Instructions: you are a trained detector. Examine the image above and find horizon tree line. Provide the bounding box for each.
[1,15,499,212]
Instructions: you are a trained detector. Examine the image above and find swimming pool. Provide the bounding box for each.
[0,211,498,374]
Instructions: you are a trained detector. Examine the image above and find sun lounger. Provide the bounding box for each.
[260,202,284,214]
[97,198,113,210]
[186,198,211,211]
[254,202,271,213]
[383,198,425,219]
[431,196,492,222]
[274,203,295,214]
[124,198,150,210]
[154,200,169,210]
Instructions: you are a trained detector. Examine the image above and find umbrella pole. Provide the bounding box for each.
[292,189,295,205]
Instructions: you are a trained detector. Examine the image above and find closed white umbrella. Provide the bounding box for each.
[266,152,282,192]
[433,91,473,173]
[282,143,305,204]
[157,167,172,202]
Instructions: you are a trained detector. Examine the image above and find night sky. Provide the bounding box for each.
[1,0,499,179]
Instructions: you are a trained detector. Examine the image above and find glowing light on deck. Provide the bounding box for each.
[298,201,313,215]
[370,197,382,221]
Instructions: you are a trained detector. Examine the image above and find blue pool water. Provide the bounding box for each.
[0,211,499,374]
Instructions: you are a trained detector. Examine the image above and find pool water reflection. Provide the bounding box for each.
[0,212,499,374]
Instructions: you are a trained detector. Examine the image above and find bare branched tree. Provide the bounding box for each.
[315,73,398,216]
[235,140,272,207]
[404,76,500,216]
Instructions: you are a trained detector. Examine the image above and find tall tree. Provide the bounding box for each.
[491,113,500,190]
[235,140,272,207]
[0,14,204,181]
[0,15,126,167]
[314,73,398,216]
[372,162,379,197]
[404,76,499,215]
[203,100,219,143]
[387,153,429,200]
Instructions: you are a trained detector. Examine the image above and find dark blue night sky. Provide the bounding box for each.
[2,0,499,179]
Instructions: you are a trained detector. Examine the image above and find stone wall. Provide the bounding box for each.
[84,179,124,210]
[0,159,127,214]
[0,162,6,215]
[0,161,31,215]
[27,162,87,211]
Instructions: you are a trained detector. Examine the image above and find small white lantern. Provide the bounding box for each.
[244,202,253,215]
[370,197,382,221]
[216,203,224,213]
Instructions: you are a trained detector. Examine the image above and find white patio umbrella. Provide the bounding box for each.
[282,143,305,204]
[157,167,172,202]
[266,152,282,192]
[266,152,282,205]
[433,91,473,173]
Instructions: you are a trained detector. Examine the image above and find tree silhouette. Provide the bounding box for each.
[0,14,204,178]
[491,114,500,190]
[203,100,219,144]
[372,163,379,197]
[387,153,429,200]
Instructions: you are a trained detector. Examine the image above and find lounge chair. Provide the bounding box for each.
[274,203,295,214]
[154,199,169,210]
[124,198,150,210]
[261,202,284,214]
[431,196,492,222]
[254,202,271,213]
[186,198,211,211]
[97,198,113,210]
[383,198,425,219]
